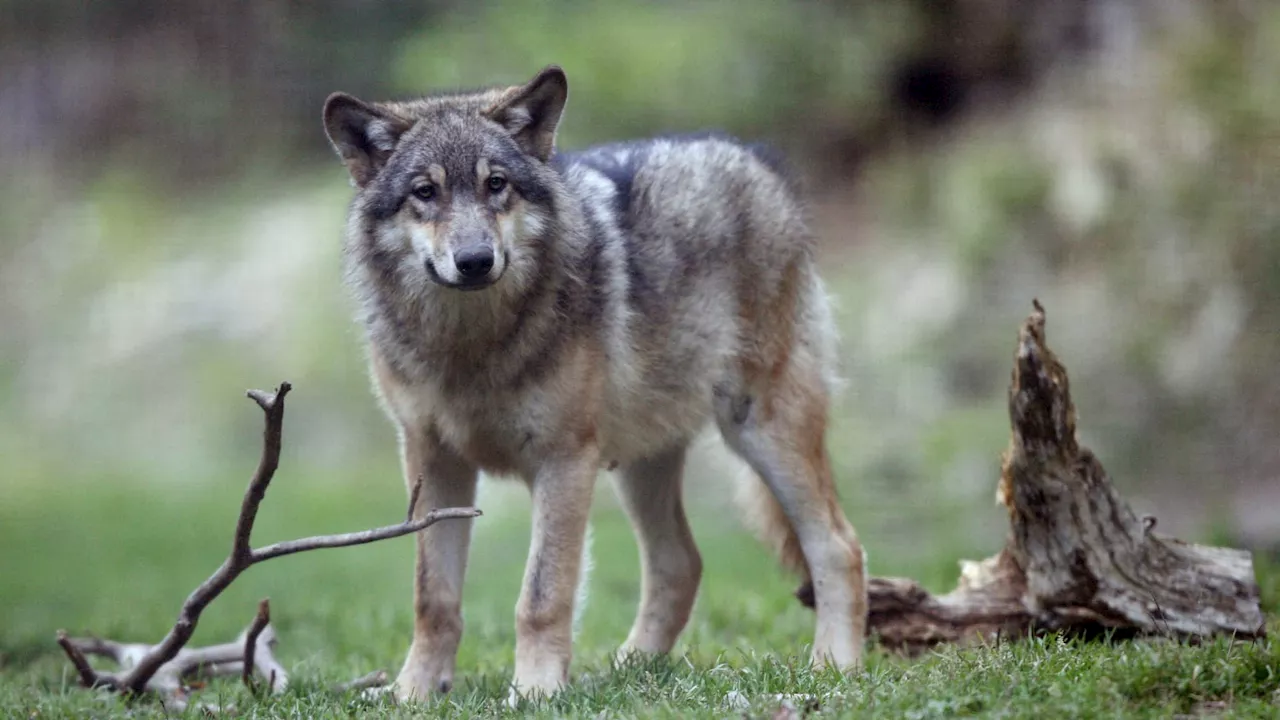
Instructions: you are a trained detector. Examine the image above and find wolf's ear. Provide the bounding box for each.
[486,66,568,162]
[323,93,411,187]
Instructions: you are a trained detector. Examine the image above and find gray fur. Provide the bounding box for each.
[329,91,830,469]
[323,65,863,702]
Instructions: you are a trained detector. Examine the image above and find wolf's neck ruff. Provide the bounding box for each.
[354,221,592,392]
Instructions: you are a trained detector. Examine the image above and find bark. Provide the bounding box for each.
[862,301,1267,653]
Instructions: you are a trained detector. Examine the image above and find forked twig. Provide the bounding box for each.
[55,381,480,709]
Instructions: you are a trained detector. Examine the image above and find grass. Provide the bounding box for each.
[1,467,1276,720]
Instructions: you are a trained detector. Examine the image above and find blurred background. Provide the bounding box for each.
[2,0,1278,670]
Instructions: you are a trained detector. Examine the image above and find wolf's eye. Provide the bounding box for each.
[412,183,436,201]
[486,175,508,193]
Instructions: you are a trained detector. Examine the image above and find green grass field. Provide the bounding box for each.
[1,455,1276,720]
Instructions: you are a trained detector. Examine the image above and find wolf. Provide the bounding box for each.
[321,65,868,703]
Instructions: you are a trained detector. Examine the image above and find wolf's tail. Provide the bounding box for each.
[732,467,813,603]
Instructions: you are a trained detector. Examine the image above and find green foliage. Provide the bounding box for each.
[868,134,1053,273]
[393,0,917,149]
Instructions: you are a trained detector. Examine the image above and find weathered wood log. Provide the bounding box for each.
[858,300,1267,653]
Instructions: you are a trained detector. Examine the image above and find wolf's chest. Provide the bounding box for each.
[431,397,537,476]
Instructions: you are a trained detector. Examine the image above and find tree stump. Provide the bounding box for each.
[863,300,1267,653]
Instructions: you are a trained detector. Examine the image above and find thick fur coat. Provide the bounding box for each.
[323,65,867,704]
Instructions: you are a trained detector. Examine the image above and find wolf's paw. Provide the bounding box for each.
[809,644,863,674]
[505,671,565,709]
[393,658,455,702]
[505,685,559,710]
[614,642,664,667]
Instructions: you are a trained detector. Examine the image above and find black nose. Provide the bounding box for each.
[454,246,495,279]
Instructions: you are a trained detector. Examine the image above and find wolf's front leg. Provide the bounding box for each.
[509,447,600,706]
[394,424,479,701]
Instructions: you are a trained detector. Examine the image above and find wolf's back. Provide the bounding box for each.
[556,132,834,590]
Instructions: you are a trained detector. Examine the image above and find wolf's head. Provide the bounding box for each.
[323,66,568,292]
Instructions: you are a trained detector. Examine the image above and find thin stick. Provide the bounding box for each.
[251,507,481,562]
[63,636,125,661]
[408,474,424,523]
[57,630,115,689]
[242,599,271,694]
[236,384,291,561]
[334,670,389,694]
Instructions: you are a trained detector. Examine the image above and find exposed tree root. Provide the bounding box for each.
[800,302,1266,653]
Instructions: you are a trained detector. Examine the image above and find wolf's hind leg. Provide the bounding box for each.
[394,425,479,700]
[611,444,702,657]
[714,363,867,671]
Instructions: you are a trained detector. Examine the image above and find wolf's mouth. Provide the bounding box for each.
[424,254,506,291]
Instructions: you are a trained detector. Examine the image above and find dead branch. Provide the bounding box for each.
[334,670,390,694]
[55,381,481,709]
[239,622,288,696]
[62,605,278,712]
[56,631,105,689]
[829,301,1268,653]
[242,599,270,694]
